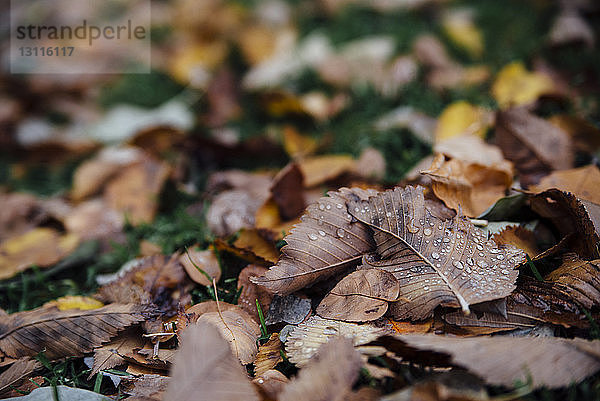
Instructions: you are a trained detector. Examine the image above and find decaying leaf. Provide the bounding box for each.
[0,228,79,281]
[378,334,600,389]
[279,337,362,401]
[255,333,283,376]
[492,225,541,259]
[90,329,144,378]
[546,254,600,309]
[163,322,259,401]
[317,269,399,322]
[0,303,150,360]
[495,108,573,186]
[179,248,222,286]
[0,358,41,397]
[237,265,274,323]
[421,153,513,217]
[350,186,525,319]
[531,164,600,204]
[197,308,261,364]
[252,187,377,294]
[285,315,390,366]
[265,294,311,325]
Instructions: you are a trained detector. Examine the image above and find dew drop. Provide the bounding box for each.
[424,228,432,236]
[318,230,326,237]
[453,260,463,269]
[354,207,360,213]
[326,204,331,210]
[336,228,345,238]
[431,252,440,260]
[497,254,505,260]
[336,203,343,209]
[477,260,488,268]
[323,327,338,335]
[319,203,325,211]
[423,286,429,291]
[386,211,392,217]
[476,244,484,251]
[466,266,472,273]
[466,257,474,266]
[294,341,303,346]
[308,233,318,241]
[501,269,510,275]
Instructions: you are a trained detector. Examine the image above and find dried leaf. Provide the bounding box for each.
[492,62,556,109]
[237,265,273,323]
[279,337,362,401]
[163,322,259,401]
[285,316,390,366]
[208,189,267,237]
[0,304,149,360]
[495,108,573,186]
[265,294,311,325]
[179,248,221,286]
[253,369,289,401]
[379,334,600,389]
[546,254,600,309]
[46,296,104,311]
[197,308,261,364]
[381,371,488,401]
[121,374,169,401]
[252,187,377,294]
[386,319,433,334]
[317,269,399,322]
[64,199,124,241]
[492,225,541,259]
[0,228,79,281]
[350,186,525,319]
[90,329,144,378]
[271,163,306,220]
[421,153,513,217]
[0,193,46,242]
[434,134,507,168]
[283,126,319,160]
[441,9,484,58]
[298,155,356,188]
[530,165,600,204]
[549,9,594,48]
[435,101,488,142]
[0,358,41,397]
[255,333,283,376]
[233,230,279,265]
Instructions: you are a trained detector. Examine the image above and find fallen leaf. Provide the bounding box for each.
[104,155,170,225]
[441,8,484,58]
[237,265,274,323]
[379,334,600,389]
[63,199,124,241]
[374,106,436,145]
[386,319,433,335]
[208,189,268,237]
[271,162,306,220]
[265,294,311,325]
[128,126,186,158]
[45,295,104,311]
[354,147,387,181]
[530,165,600,204]
[0,228,79,281]
[350,186,525,319]
[197,308,261,364]
[0,303,150,360]
[283,126,318,159]
[186,300,239,321]
[90,329,144,378]
[421,153,513,217]
[0,358,41,398]
[233,229,279,265]
[254,198,300,241]
[251,187,377,294]
[253,369,289,401]
[255,333,283,376]
[179,248,221,286]
[284,316,390,366]
[0,193,46,242]
[121,374,169,401]
[549,8,594,49]
[546,254,600,309]
[163,322,259,401]
[492,225,541,258]
[495,108,573,186]
[279,337,362,401]
[435,101,489,142]
[380,371,488,401]
[317,269,399,322]
[548,114,600,154]
[491,61,556,109]
[298,155,356,188]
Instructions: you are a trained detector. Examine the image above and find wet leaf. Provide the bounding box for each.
[237,265,273,323]
[317,269,399,322]
[492,62,556,109]
[179,248,221,286]
[284,316,390,366]
[279,337,362,401]
[265,294,311,326]
[379,334,600,389]
[253,369,289,401]
[197,308,261,364]
[251,188,377,295]
[255,333,283,376]
[0,358,41,398]
[546,254,600,309]
[492,225,541,259]
[233,229,279,265]
[0,228,79,281]
[350,186,525,319]
[0,304,150,360]
[90,329,144,378]
[164,322,259,401]
[495,108,573,186]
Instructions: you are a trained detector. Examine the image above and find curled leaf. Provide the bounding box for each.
[546,254,600,309]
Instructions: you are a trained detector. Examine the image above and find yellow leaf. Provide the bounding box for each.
[48,296,104,311]
[435,101,488,142]
[442,10,484,58]
[283,126,318,159]
[169,40,228,86]
[297,155,356,187]
[492,61,555,109]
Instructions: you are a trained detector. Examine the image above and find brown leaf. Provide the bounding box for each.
[163,322,259,401]
[208,189,268,237]
[179,248,221,286]
[546,254,600,309]
[251,187,377,294]
[237,265,273,323]
[379,334,600,389]
[434,134,505,167]
[0,358,41,397]
[492,225,541,259]
[0,193,46,242]
[280,337,362,401]
[317,269,399,322]
[64,199,124,241]
[121,374,169,401]
[197,308,261,364]
[253,369,289,400]
[104,155,170,225]
[90,329,144,378]
[350,186,525,319]
[265,294,311,325]
[232,229,279,265]
[271,163,306,220]
[0,227,79,281]
[255,333,283,376]
[186,300,239,321]
[421,153,513,217]
[284,316,390,366]
[386,318,433,334]
[530,164,600,204]
[298,155,356,188]
[0,303,150,360]
[495,108,574,187]
[380,371,489,401]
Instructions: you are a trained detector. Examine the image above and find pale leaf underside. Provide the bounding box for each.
[252,188,377,294]
[349,186,525,320]
[0,304,150,360]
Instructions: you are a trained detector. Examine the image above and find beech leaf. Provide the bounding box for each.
[317,269,399,322]
[0,358,41,397]
[349,186,525,319]
[0,304,150,360]
[546,254,600,309]
[163,322,259,401]
[251,188,377,294]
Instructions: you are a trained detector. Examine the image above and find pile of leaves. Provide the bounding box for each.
[1,0,600,400]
